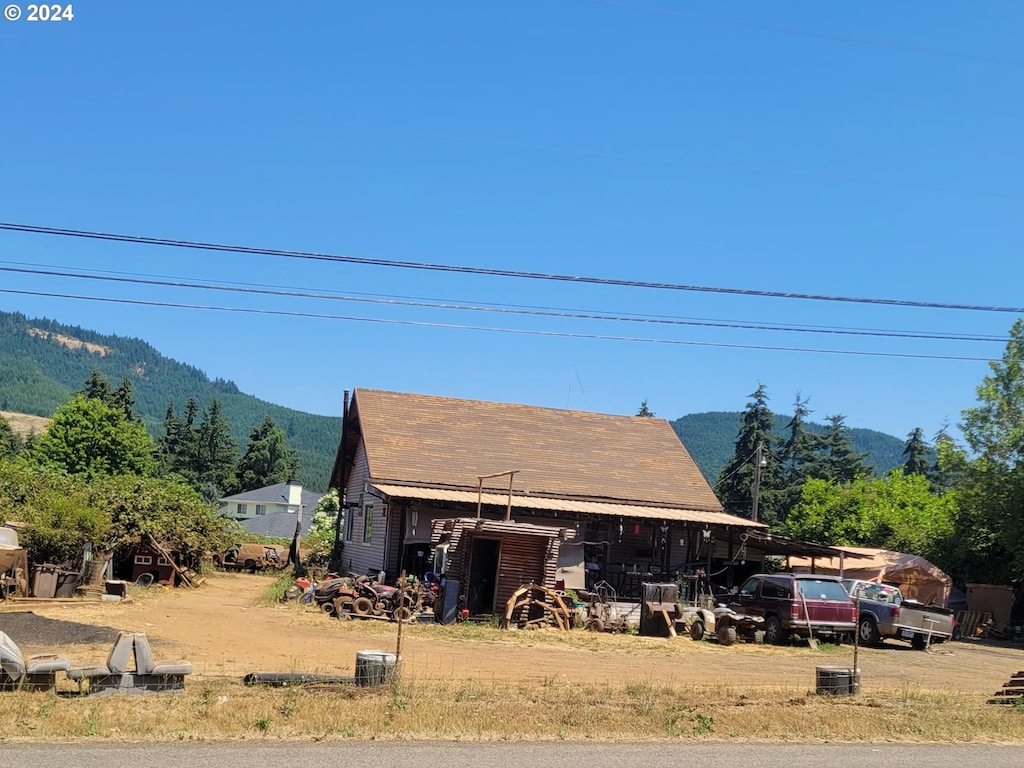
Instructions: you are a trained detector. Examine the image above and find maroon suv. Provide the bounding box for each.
[728,573,857,644]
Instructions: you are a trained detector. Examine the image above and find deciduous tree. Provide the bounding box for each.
[27,395,156,479]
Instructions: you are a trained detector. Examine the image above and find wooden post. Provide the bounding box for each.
[394,572,406,685]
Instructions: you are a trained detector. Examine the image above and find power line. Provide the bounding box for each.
[0,287,999,363]
[583,0,1024,68]
[0,264,1009,345]
[3,222,1024,314]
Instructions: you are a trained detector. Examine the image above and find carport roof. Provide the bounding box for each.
[740,532,873,559]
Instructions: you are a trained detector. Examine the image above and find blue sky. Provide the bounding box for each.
[1,1,1021,441]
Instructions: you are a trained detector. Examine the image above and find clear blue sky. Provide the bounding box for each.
[1,1,1021,441]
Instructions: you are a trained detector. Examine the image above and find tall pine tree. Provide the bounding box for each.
[777,393,823,523]
[819,414,871,483]
[193,398,238,499]
[716,384,782,524]
[235,416,300,492]
[902,427,930,477]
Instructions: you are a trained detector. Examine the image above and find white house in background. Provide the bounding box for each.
[218,481,321,524]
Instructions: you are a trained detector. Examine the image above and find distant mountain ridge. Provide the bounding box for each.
[671,411,908,484]
[0,311,340,491]
[0,310,908,492]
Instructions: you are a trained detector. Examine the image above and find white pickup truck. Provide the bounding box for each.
[842,578,955,649]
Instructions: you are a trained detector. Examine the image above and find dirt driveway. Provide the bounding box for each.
[2,572,1021,695]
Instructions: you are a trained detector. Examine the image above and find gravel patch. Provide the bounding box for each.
[0,611,120,646]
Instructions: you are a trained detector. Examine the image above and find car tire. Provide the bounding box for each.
[911,633,928,650]
[764,615,785,645]
[858,616,881,646]
[689,620,705,641]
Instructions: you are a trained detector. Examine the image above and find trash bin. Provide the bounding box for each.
[32,564,59,598]
[54,570,80,598]
[815,665,861,696]
[355,650,398,687]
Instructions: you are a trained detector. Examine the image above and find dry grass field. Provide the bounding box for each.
[1,572,1023,743]
[0,411,49,437]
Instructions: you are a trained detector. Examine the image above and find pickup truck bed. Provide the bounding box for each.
[842,578,954,649]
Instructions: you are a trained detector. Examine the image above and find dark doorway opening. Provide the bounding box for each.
[467,537,501,615]
[400,543,431,579]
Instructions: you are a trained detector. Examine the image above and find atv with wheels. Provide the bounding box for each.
[706,606,766,646]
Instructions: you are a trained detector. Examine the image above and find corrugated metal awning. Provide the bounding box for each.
[371,484,765,529]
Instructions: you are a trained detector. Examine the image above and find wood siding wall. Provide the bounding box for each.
[433,518,562,615]
[342,442,389,578]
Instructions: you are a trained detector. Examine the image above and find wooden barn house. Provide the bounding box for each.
[329,388,766,619]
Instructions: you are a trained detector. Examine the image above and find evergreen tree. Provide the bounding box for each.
[902,427,930,477]
[110,376,137,421]
[157,401,187,478]
[777,394,823,522]
[0,413,23,459]
[80,369,112,404]
[782,394,822,477]
[235,416,300,492]
[193,398,238,497]
[819,414,872,483]
[636,399,655,418]
[716,384,782,524]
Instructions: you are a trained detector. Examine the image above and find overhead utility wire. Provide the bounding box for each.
[3,222,1023,315]
[584,0,1024,68]
[0,265,1008,345]
[0,287,998,363]
[1,259,1006,340]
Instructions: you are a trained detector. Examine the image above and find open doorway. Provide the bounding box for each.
[467,537,501,615]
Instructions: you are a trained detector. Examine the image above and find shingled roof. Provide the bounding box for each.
[352,389,724,513]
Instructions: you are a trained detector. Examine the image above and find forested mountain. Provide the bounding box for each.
[671,411,907,483]
[0,310,909,493]
[0,311,340,491]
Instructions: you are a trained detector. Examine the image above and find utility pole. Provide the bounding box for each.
[751,441,764,523]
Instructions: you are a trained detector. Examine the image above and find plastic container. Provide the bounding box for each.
[354,650,398,687]
[815,665,861,696]
[32,564,59,598]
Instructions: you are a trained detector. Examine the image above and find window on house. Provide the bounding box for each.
[235,503,248,517]
[362,504,374,543]
[134,555,152,565]
[255,504,267,516]
[345,508,355,541]
[157,557,171,566]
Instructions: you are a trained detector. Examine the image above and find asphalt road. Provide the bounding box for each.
[2,742,1022,768]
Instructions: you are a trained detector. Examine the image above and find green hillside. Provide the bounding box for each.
[0,311,341,491]
[671,411,908,484]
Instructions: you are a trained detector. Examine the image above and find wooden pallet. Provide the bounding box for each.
[988,671,1024,704]
[956,610,992,639]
